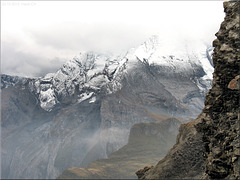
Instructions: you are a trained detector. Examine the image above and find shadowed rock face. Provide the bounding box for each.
[138,1,240,179]
[137,118,205,179]
[197,1,240,179]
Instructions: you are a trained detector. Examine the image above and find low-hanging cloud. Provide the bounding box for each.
[1,1,225,78]
[27,23,152,55]
[1,41,66,77]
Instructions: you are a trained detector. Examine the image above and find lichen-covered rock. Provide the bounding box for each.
[228,75,240,90]
[136,166,153,179]
[197,1,240,179]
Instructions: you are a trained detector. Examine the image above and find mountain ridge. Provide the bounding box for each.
[2,35,214,113]
[2,35,214,179]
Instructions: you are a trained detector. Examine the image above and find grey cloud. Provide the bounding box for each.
[2,22,151,78]
[27,23,151,55]
[1,1,225,78]
[1,41,65,77]
[2,23,152,77]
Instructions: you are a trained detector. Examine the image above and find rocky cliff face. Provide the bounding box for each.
[137,118,205,179]
[138,1,240,179]
[197,1,240,178]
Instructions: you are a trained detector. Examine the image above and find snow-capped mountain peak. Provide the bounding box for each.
[27,35,214,112]
[133,35,213,80]
[31,51,122,111]
[134,35,159,61]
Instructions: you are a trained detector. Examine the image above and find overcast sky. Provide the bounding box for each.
[1,1,225,77]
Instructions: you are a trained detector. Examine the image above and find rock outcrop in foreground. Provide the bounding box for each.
[137,118,205,179]
[138,1,240,179]
[198,1,240,178]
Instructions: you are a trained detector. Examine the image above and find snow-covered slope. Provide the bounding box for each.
[30,35,213,112]
[134,35,213,80]
[133,35,214,97]
[31,52,122,111]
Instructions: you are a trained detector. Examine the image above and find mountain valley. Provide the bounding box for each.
[1,35,214,179]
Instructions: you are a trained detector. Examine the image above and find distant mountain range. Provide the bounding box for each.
[1,35,214,179]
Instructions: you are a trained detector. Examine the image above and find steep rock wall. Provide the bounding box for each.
[138,118,205,179]
[197,1,240,179]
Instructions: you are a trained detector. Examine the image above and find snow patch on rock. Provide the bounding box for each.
[78,92,94,104]
[39,88,58,112]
